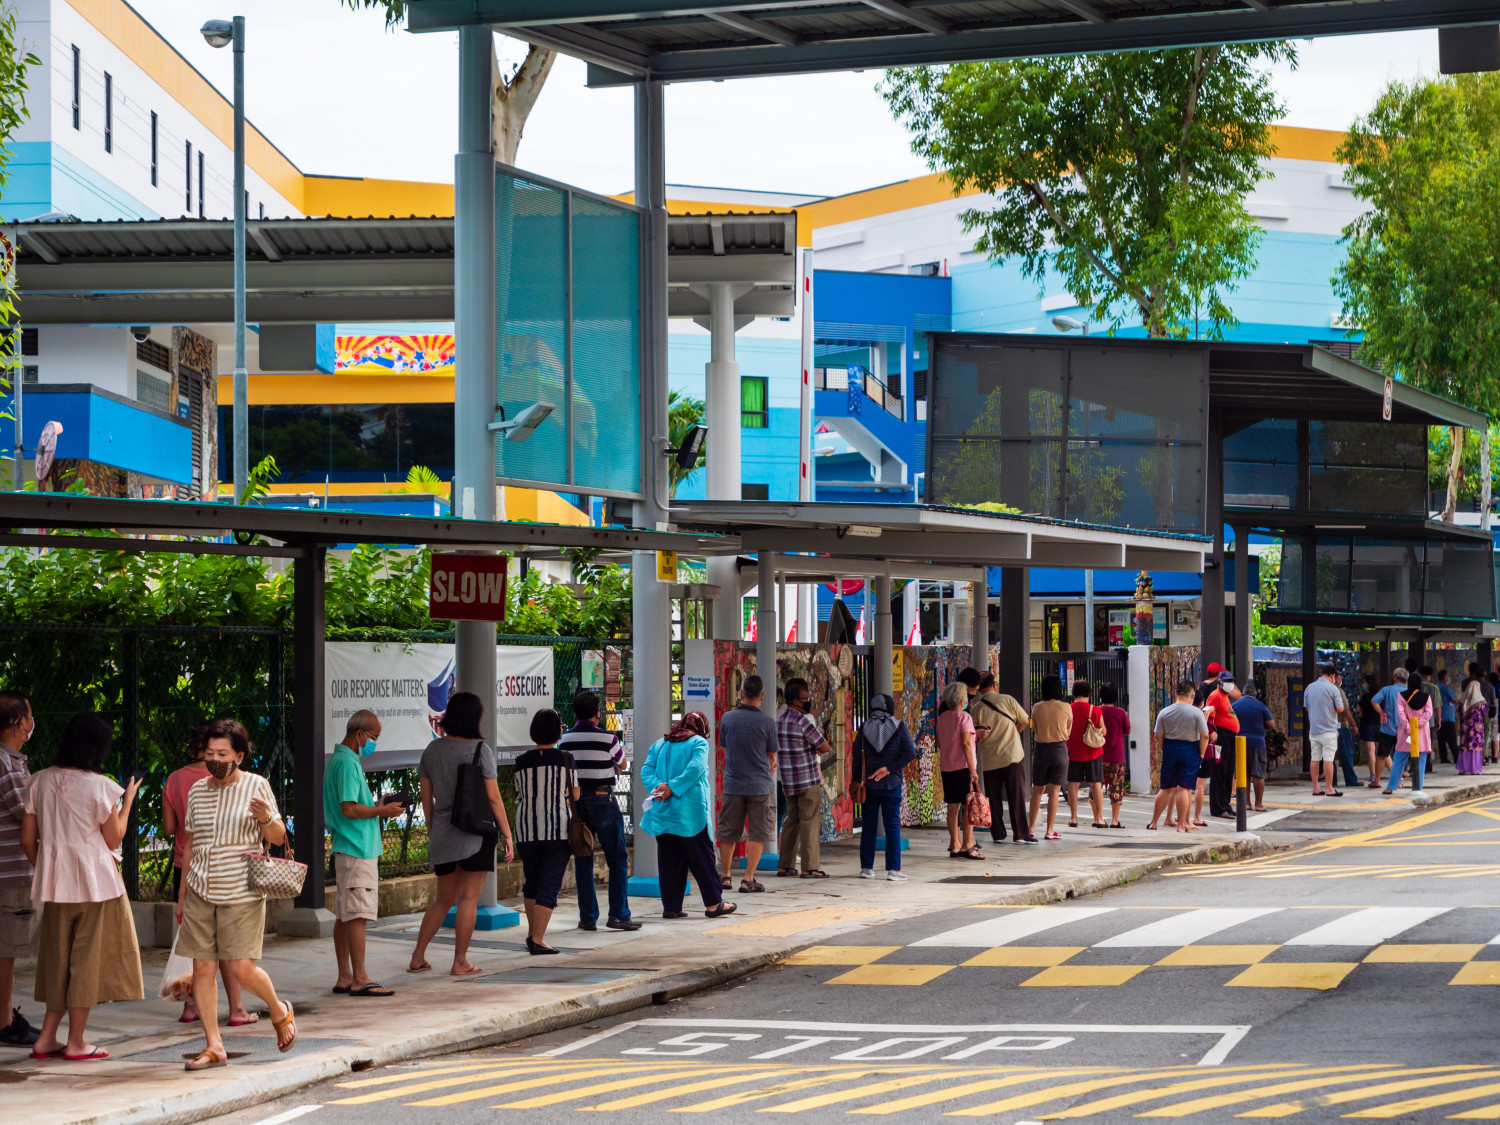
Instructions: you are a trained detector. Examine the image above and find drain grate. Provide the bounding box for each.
[1101,842,1176,850]
[474,967,645,986]
[938,875,1050,885]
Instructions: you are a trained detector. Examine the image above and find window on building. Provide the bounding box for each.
[217,403,457,484]
[185,141,192,211]
[103,72,112,152]
[20,328,37,356]
[70,46,80,130]
[741,376,768,429]
[197,151,205,217]
[135,370,172,414]
[149,112,157,185]
[741,483,769,501]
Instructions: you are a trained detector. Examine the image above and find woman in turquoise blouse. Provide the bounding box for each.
[640,711,737,919]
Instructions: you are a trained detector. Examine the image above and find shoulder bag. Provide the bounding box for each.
[1082,705,1107,750]
[451,741,500,836]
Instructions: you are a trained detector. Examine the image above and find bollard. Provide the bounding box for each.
[1409,714,1423,788]
[1235,733,1248,833]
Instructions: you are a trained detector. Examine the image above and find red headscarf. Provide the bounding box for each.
[665,711,709,742]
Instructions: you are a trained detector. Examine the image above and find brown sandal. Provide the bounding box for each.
[272,1001,296,1053]
[185,1046,227,1071]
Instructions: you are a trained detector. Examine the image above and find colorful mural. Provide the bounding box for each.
[1146,646,1201,789]
[336,334,456,375]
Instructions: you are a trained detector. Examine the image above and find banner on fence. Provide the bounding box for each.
[325,641,554,765]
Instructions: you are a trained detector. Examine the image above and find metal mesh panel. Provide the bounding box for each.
[570,195,641,494]
[1275,537,1496,622]
[929,437,1062,515]
[496,174,568,484]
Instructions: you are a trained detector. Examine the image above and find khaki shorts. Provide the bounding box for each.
[0,885,39,959]
[177,886,265,961]
[334,853,379,923]
[35,895,143,1010]
[716,792,776,845]
[1309,732,1339,763]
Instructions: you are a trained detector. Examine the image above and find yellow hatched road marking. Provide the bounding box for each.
[1450,962,1500,985]
[493,1066,726,1108]
[961,946,1086,968]
[1364,944,1483,963]
[1155,945,1279,967]
[1021,965,1147,987]
[333,1061,512,1089]
[327,1063,591,1104]
[1237,1068,1500,1117]
[409,1065,649,1107]
[785,946,901,966]
[1344,1080,1500,1117]
[1042,1065,1381,1119]
[670,1069,885,1112]
[942,1066,1300,1116]
[581,1068,802,1111]
[1448,1097,1500,1118]
[1134,1067,1400,1118]
[1226,963,1358,990]
[828,964,955,986]
[760,1072,969,1113]
[848,1070,1110,1115]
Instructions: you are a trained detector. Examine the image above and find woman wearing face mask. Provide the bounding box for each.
[175,719,295,1070]
[640,712,736,919]
[160,724,256,1027]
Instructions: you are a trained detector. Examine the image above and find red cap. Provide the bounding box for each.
[1206,662,1224,674]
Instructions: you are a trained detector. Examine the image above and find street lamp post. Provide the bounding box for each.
[202,17,246,504]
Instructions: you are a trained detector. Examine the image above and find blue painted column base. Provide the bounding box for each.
[443,903,520,930]
[628,875,674,898]
[735,852,781,871]
[875,837,911,851]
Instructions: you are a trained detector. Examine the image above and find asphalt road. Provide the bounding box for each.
[214,794,1500,1125]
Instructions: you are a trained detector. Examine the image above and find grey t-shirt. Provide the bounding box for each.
[719,704,778,796]
[1155,701,1209,743]
[418,737,497,866]
[1304,677,1343,736]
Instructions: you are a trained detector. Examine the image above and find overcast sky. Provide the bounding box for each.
[125,2,1443,199]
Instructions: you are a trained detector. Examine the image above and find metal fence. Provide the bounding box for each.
[1030,651,1130,708]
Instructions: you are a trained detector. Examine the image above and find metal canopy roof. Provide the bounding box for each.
[673,500,1210,571]
[405,0,1500,84]
[4,211,796,325]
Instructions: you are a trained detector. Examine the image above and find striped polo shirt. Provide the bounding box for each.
[557,721,623,793]
[184,771,280,905]
[0,743,31,891]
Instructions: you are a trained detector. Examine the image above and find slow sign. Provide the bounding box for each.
[430,554,508,622]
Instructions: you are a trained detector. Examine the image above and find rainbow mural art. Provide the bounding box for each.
[336,334,455,375]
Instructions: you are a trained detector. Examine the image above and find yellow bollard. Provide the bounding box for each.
[1235,733,1248,831]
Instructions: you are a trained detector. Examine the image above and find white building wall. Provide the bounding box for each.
[34,325,134,396]
[38,0,301,221]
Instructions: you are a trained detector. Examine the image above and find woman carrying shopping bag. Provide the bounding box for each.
[640,712,736,919]
[20,713,143,1060]
[175,719,296,1070]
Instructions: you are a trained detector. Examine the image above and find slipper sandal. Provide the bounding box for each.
[704,902,738,918]
[962,848,986,860]
[349,983,395,997]
[739,879,765,893]
[1326,790,1344,797]
[406,962,432,974]
[1044,831,1061,841]
[1145,824,1158,831]
[272,1001,296,1054]
[1192,820,1209,827]
[331,985,352,995]
[1109,823,1125,829]
[720,876,732,890]
[184,1047,227,1071]
[1068,821,1079,828]
[776,869,798,878]
[227,1013,260,1026]
[800,869,830,879]
[62,1047,108,1061]
[1092,822,1107,828]
[27,1048,63,1060]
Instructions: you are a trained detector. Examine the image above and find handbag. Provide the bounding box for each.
[567,799,595,859]
[1082,705,1107,750]
[244,827,307,900]
[965,783,992,829]
[451,741,500,837]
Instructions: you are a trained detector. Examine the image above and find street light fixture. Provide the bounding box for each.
[201,16,247,503]
[1052,315,1090,335]
[488,401,555,442]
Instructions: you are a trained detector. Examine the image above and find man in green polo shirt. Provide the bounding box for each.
[325,709,404,997]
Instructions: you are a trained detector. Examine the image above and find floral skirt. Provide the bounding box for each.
[1103,761,1127,803]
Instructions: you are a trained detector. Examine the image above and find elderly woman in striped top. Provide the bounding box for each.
[513,709,579,956]
[175,719,296,1070]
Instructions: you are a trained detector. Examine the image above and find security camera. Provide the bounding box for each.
[130,327,151,344]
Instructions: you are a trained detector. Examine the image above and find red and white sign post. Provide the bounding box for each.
[429,554,508,621]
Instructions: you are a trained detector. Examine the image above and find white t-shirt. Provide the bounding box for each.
[1155,702,1209,743]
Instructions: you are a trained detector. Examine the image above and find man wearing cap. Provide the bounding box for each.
[1206,671,1242,819]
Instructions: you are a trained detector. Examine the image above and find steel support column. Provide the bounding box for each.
[757,552,778,716]
[970,578,989,672]
[280,545,332,937]
[706,282,742,640]
[999,567,1030,708]
[874,573,893,697]
[630,78,671,892]
[1233,524,1252,683]
[1200,414,1225,663]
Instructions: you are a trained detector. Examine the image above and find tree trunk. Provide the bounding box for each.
[1443,424,1466,522]
[492,42,556,165]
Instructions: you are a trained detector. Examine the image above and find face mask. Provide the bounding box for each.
[360,738,378,758]
[205,758,235,780]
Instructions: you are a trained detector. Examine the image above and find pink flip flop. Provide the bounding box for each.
[61,1047,108,1061]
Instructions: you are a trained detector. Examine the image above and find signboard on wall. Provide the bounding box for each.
[324,641,553,761]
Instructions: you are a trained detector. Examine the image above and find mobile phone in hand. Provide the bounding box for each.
[129,769,147,785]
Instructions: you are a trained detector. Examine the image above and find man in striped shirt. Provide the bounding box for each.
[0,693,38,1046]
[558,692,640,932]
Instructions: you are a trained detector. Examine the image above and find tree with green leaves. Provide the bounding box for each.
[338,0,553,164]
[880,43,1295,338]
[0,10,42,487]
[1334,74,1500,521]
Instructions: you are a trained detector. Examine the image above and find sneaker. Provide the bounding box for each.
[858,868,875,879]
[606,917,642,931]
[577,921,597,932]
[0,1009,38,1047]
[886,871,909,882]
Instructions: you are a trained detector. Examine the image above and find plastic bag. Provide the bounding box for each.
[159,935,193,1001]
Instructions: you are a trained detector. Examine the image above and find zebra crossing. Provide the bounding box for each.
[783,905,1500,990]
[315,1055,1500,1119]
